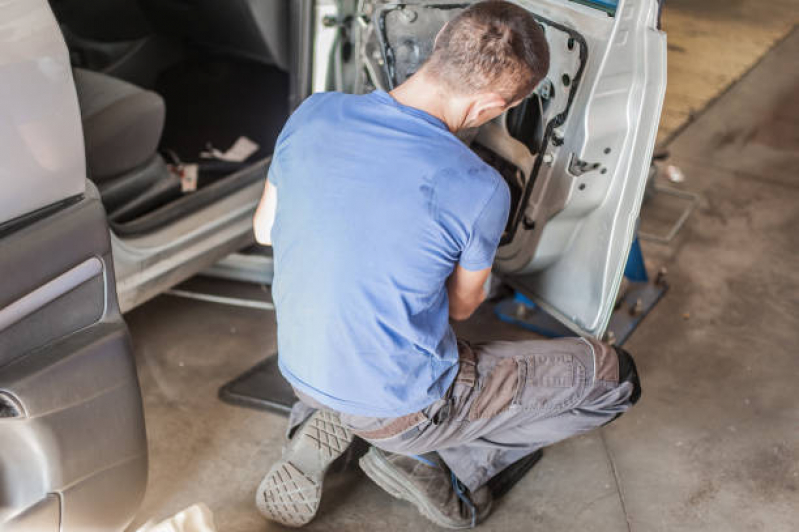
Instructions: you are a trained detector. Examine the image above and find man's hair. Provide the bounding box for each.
[424,1,550,103]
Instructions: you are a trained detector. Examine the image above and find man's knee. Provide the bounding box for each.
[615,346,642,405]
[590,339,642,404]
[591,345,641,427]
[581,338,642,427]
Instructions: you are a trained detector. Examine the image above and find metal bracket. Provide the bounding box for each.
[568,153,601,176]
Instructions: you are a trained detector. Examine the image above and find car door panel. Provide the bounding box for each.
[1,1,148,529]
[0,196,110,360]
[0,186,148,532]
[498,0,667,337]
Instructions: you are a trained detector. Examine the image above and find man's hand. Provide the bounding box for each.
[253,180,278,245]
[447,265,491,321]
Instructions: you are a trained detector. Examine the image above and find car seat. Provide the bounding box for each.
[73,68,180,222]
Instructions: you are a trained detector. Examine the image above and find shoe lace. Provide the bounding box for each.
[410,454,439,468]
[451,471,477,528]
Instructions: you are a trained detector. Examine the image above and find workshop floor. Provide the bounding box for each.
[125,17,799,532]
[657,0,799,144]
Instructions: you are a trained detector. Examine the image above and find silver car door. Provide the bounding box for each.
[0,1,147,530]
[494,0,667,338]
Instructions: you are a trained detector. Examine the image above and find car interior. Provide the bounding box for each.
[50,0,584,252]
[49,0,291,236]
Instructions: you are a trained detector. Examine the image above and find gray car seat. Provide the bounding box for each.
[73,68,164,181]
[73,68,181,222]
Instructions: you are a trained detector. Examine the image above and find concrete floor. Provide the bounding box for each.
[657,0,799,144]
[125,21,799,532]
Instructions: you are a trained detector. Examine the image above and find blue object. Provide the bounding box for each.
[270,90,510,417]
[451,471,477,528]
[568,0,618,15]
[411,454,439,468]
[494,293,575,339]
[624,237,649,283]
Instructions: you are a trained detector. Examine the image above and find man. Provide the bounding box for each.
[253,1,641,528]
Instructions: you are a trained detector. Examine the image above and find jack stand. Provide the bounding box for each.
[494,237,668,346]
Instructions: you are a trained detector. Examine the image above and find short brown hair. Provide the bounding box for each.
[424,1,550,103]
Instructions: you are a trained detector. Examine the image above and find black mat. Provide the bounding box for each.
[219,355,296,416]
[155,56,289,163]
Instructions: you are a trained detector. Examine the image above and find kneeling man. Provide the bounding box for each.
[253,1,641,528]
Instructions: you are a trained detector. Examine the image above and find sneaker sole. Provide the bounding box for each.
[256,410,353,527]
[359,448,487,529]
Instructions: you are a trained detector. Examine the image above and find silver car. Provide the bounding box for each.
[0,0,665,530]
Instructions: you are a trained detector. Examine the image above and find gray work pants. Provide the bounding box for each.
[288,337,641,492]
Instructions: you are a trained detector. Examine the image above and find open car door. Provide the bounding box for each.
[0,1,147,530]
[492,0,667,338]
[304,0,666,338]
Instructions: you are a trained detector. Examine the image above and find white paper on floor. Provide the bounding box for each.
[200,136,260,163]
[135,503,217,532]
[179,164,199,192]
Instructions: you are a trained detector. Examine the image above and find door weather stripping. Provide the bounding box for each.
[0,257,103,331]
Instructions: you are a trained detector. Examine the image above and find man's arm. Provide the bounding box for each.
[448,174,510,321]
[447,265,491,321]
[253,180,277,245]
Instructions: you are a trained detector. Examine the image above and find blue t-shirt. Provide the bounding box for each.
[270,90,510,417]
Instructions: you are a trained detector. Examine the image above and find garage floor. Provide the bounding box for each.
[657,0,799,144]
[125,19,799,532]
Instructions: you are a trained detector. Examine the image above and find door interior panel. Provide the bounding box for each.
[0,185,147,532]
[0,260,104,359]
[0,189,111,319]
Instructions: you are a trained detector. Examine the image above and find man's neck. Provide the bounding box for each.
[389,72,465,132]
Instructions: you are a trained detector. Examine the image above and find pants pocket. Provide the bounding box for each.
[468,357,519,420]
[516,353,587,414]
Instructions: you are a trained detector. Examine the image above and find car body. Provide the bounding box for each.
[0,0,665,529]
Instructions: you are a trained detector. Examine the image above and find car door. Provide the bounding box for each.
[303,0,666,339]
[0,1,147,531]
[493,0,667,339]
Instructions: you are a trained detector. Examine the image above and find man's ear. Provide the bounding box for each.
[464,93,508,128]
[434,22,448,47]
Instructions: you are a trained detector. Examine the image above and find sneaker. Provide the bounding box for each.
[256,409,354,527]
[359,447,492,529]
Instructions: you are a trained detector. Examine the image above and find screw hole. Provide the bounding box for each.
[578,183,586,191]
[604,147,611,154]
[601,168,608,175]
[562,74,571,87]
[567,37,575,51]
